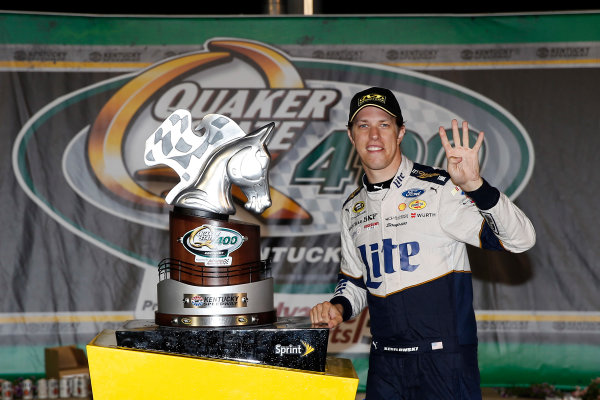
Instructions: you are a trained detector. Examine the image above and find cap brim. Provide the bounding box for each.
[349,104,397,123]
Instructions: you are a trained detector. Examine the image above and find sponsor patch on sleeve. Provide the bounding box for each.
[410,163,450,185]
[343,186,363,207]
[480,211,500,234]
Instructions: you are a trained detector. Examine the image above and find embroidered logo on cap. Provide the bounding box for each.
[358,93,386,106]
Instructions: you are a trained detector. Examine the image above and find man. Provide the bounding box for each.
[310,87,536,400]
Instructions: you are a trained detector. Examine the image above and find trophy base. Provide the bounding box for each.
[88,329,359,400]
[155,277,277,327]
[155,309,277,327]
[115,317,329,372]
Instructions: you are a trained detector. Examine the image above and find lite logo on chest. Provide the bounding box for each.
[357,239,420,288]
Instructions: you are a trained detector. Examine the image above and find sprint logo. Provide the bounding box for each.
[301,340,315,357]
[274,340,315,357]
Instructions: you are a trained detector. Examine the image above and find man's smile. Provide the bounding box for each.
[367,145,384,151]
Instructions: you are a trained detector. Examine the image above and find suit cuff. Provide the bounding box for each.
[465,179,500,210]
[330,296,352,322]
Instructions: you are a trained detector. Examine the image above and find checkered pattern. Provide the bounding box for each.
[144,110,246,204]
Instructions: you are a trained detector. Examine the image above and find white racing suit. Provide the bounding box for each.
[330,158,536,400]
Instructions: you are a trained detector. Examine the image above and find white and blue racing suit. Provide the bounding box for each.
[330,157,536,400]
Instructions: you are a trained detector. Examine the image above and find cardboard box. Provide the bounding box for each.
[45,346,89,379]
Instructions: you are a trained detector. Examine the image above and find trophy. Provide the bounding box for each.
[114,110,329,372]
[146,110,277,327]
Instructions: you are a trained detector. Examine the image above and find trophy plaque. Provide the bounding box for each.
[114,110,329,372]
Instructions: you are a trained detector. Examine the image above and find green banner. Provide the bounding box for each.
[1,11,600,392]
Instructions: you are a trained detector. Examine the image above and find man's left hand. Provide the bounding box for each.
[439,119,484,192]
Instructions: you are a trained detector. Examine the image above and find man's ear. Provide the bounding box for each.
[397,126,406,144]
[347,128,355,145]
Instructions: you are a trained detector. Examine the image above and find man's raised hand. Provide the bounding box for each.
[438,119,484,192]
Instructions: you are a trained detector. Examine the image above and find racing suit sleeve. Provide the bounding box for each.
[329,207,368,322]
[439,178,536,252]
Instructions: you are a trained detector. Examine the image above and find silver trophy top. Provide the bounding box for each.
[144,109,274,215]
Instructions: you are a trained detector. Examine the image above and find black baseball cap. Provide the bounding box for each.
[348,87,403,125]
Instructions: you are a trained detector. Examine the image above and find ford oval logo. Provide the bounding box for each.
[402,189,426,198]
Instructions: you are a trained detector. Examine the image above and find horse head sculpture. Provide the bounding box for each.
[144,109,274,215]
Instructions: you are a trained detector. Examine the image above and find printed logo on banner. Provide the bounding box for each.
[16,37,534,240]
[31,37,532,237]
[12,36,535,321]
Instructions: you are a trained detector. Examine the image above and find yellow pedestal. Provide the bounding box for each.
[87,329,359,400]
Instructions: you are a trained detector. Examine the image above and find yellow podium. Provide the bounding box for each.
[87,329,359,399]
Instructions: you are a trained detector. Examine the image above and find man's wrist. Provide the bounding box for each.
[460,177,484,193]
